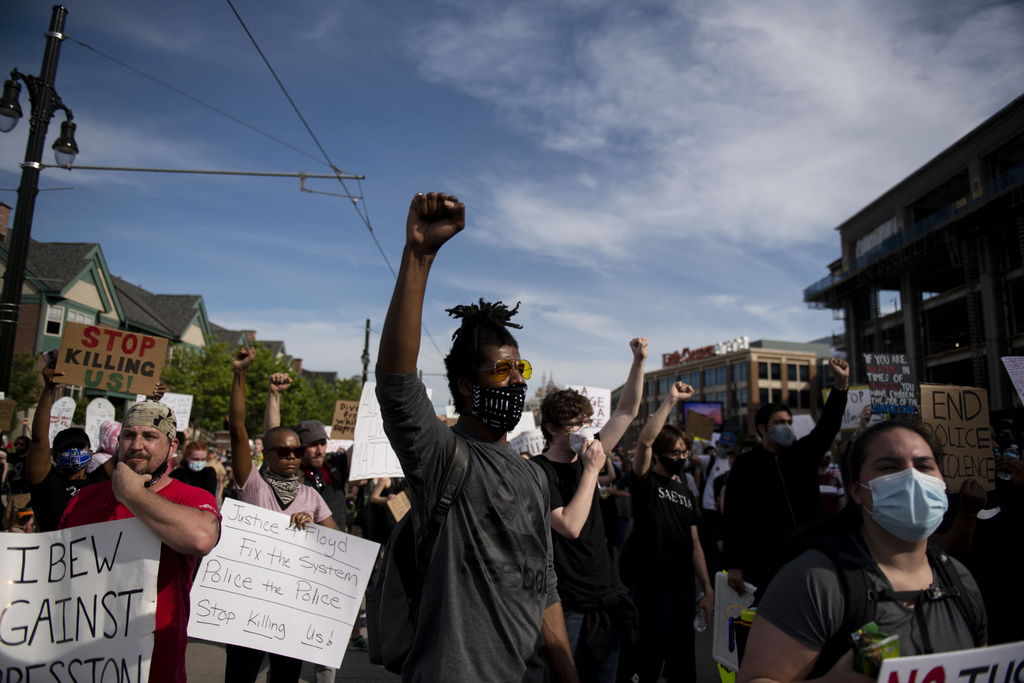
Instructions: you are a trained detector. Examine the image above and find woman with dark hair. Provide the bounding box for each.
[738,421,987,683]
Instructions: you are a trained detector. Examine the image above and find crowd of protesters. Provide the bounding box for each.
[2,192,1018,683]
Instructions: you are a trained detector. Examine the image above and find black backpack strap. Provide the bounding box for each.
[414,433,470,571]
[924,543,985,648]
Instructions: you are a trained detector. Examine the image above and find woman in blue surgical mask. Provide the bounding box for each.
[738,422,987,683]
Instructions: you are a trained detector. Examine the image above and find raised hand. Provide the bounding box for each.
[233,346,256,372]
[268,373,292,394]
[406,192,465,256]
[670,381,695,402]
[829,357,850,390]
[630,337,649,362]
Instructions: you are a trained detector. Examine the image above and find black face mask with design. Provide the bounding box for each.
[470,383,527,434]
[657,454,686,476]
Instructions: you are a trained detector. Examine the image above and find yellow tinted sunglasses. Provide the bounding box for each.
[480,359,532,381]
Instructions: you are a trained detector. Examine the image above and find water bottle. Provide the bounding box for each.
[693,592,708,632]
[998,444,1019,481]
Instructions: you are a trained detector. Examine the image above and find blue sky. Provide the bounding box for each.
[3,0,1023,413]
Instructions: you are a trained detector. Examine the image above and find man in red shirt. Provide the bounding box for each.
[60,401,221,683]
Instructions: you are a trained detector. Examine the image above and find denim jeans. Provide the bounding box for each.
[565,610,620,683]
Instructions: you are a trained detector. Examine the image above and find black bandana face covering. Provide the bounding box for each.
[470,383,527,433]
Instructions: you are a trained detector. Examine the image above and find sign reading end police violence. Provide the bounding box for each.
[921,384,994,491]
[54,323,169,396]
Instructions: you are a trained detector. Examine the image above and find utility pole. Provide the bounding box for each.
[361,318,370,384]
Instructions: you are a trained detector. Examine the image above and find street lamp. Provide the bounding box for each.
[0,5,77,395]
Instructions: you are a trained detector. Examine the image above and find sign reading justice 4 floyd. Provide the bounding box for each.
[188,499,380,669]
[55,322,169,396]
[0,518,161,682]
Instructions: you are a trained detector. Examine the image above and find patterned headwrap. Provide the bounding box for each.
[98,420,121,456]
[122,401,177,441]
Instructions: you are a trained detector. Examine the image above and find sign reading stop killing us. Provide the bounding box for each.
[0,518,161,682]
[55,322,169,396]
[188,499,380,669]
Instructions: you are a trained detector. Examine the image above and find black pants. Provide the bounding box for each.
[224,644,303,683]
[632,581,696,683]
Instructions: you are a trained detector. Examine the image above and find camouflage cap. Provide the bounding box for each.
[123,400,177,441]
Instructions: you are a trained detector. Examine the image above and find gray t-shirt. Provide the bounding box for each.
[376,370,560,683]
[758,537,987,662]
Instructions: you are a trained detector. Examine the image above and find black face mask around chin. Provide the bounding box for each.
[144,459,169,488]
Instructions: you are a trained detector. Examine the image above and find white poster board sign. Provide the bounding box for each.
[136,392,193,433]
[711,570,757,670]
[1001,356,1024,406]
[350,382,404,480]
[567,385,613,431]
[510,429,545,456]
[0,518,161,679]
[188,499,379,669]
[49,396,77,447]
[506,411,537,442]
[878,639,1024,683]
[792,414,816,440]
[85,397,116,450]
[823,386,883,433]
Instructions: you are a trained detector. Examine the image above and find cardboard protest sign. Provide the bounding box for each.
[0,398,15,431]
[85,397,116,450]
[189,499,379,668]
[511,429,546,456]
[920,384,995,491]
[863,353,918,416]
[55,322,168,396]
[387,490,411,523]
[331,400,359,440]
[878,639,1024,683]
[567,385,612,431]
[0,518,161,681]
[1001,356,1024,406]
[686,409,715,442]
[135,392,193,432]
[711,570,756,670]
[49,396,76,447]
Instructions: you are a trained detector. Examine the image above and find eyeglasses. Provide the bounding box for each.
[272,446,305,460]
[478,359,532,381]
[663,449,691,459]
[560,419,593,434]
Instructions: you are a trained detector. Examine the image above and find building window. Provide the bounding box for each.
[759,362,768,380]
[658,377,672,394]
[67,309,92,325]
[704,369,715,387]
[759,388,770,405]
[733,362,747,382]
[771,363,781,380]
[716,366,727,385]
[787,365,797,381]
[800,365,810,381]
[45,306,65,336]
[801,389,811,408]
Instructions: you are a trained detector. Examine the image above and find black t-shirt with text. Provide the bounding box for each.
[628,468,697,587]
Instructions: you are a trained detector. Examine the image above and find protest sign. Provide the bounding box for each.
[711,570,756,670]
[567,385,612,431]
[349,382,403,480]
[686,410,715,442]
[85,397,116,450]
[878,639,1024,683]
[387,490,411,523]
[0,398,15,431]
[792,414,816,440]
[506,411,537,442]
[49,396,76,447]
[822,385,883,432]
[1001,356,1024,406]
[511,429,546,456]
[189,499,379,669]
[331,400,359,440]
[0,518,161,681]
[135,392,193,433]
[55,322,168,396]
[863,353,918,415]
[920,384,994,491]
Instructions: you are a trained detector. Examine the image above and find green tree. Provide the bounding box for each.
[160,341,234,433]
[5,352,41,433]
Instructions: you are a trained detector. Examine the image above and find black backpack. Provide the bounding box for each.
[366,434,470,674]
[749,531,985,679]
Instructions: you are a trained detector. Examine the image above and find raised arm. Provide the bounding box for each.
[597,337,648,448]
[550,438,607,539]
[633,381,694,478]
[263,373,291,432]
[229,347,255,486]
[27,366,63,485]
[378,193,465,374]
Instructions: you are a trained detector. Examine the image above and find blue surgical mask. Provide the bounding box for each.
[768,424,796,448]
[188,460,206,472]
[862,468,948,541]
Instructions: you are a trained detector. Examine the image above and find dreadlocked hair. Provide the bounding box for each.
[444,299,523,410]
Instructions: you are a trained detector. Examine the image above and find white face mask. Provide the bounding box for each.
[768,424,796,448]
[188,460,206,472]
[569,426,596,455]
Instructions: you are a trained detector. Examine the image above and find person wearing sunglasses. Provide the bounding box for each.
[531,337,648,682]
[227,346,341,683]
[621,379,714,683]
[375,192,578,682]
